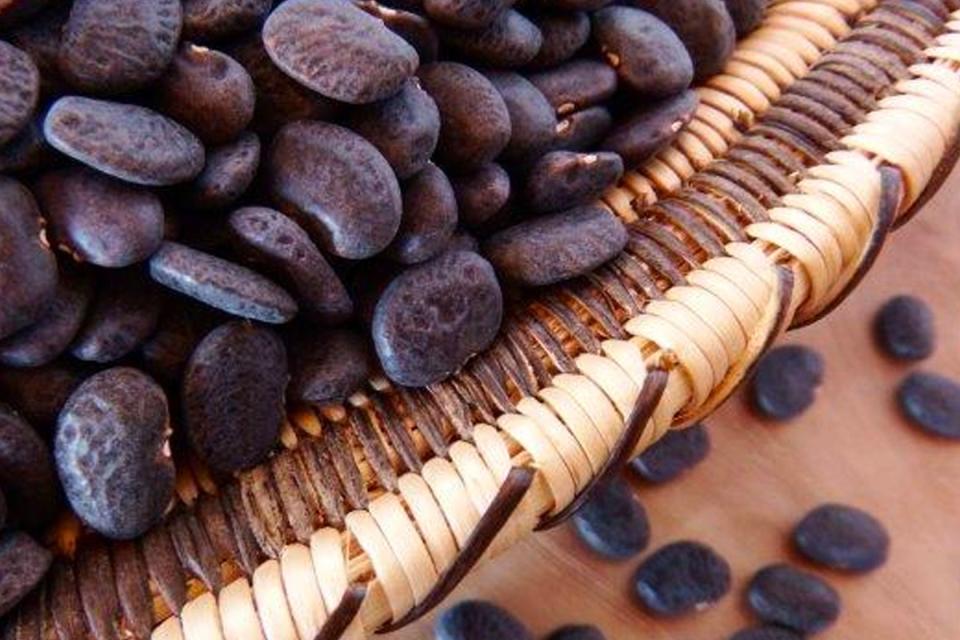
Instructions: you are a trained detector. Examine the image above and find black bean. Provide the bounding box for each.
[149,241,298,324]
[527,11,591,70]
[897,371,960,439]
[44,97,205,186]
[873,295,935,361]
[528,59,618,115]
[230,34,341,135]
[58,0,182,94]
[524,150,623,213]
[746,564,841,634]
[451,163,512,228]
[0,530,52,617]
[157,43,255,145]
[629,423,710,484]
[0,40,39,146]
[749,345,824,421]
[424,0,515,29]
[268,120,402,259]
[372,250,502,386]
[71,269,162,363]
[0,363,86,432]
[228,206,353,324]
[793,503,890,573]
[55,367,175,539]
[288,328,371,405]
[724,0,767,36]
[182,321,288,472]
[483,204,627,286]
[633,541,732,617]
[388,163,458,264]
[572,477,650,560]
[634,0,737,80]
[439,10,543,68]
[186,131,261,211]
[418,62,512,170]
[0,404,59,529]
[434,600,533,640]
[345,78,441,180]
[600,89,698,165]
[592,7,693,97]
[182,0,272,42]
[554,106,613,152]
[729,627,803,640]
[0,117,51,174]
[0,177,58,340]
[263,0,418,104]
[35,167,165,268]
[486,71,557,163]
[0,267,93,368]
[546,624,606,640]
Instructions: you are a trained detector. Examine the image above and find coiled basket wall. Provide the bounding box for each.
[8,0,960,637]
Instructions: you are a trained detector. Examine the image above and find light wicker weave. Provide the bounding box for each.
[8,0,960,637]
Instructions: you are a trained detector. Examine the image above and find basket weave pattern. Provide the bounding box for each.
[8,1,960,638]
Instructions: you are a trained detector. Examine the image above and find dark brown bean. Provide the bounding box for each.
[0,0,51,28]
[592,7,693,96]
[793,503,890,573]
[600,89,699,165]
[139,301,220,387]
[268,120,402,259]
[186,131,261,211]
[573,477,650,559]
[0,267,92,368]
[388,163,458,264]
[0,117,51,174]
[525,150,623,213]
[483,204,627,286]
[750,345,824,421]
[0,531,52,617]
[0,40,39,146]
[486,71,557,162]
[633,541,732,617]
[58,0,182,94]
[288,328,371,405]
[435,600,533,640]
[424,0,515,29]
[634,0,737,80]
[228,206,354,324]
[360,2,440,64]
[230,34,341,134]
[35,166,164,268]
[0,177,58,340]
[149,241,298,323]
[372,250,503,386]
[528,59,618,115]
[182,0,272,42]
[439,10,543,68]
[5,5,68,97]
[451,163,511,228]
[157,43,255,145]
[345,78,441,180]
[182,321,288,472]
[528,11,591,70]
[725,0,767,36]
[0,404,59,529]
[418,61,512,170]
[873,295,935,361]
[71,269,162,363]
[0,362,86,432]
[44,97,206,186]
[630,422,710,484]
[897,371,960,439]
[746,564,841,634]
[445,229,480,254]
[554,106,613,152]
[263,0,419,104]
[55,367,175,539]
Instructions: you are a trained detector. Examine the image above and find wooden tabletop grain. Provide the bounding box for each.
[385,165,960,640]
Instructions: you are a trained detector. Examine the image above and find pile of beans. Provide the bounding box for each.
[0,0,770,618]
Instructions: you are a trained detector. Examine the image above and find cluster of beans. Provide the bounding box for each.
[0,0,768,612]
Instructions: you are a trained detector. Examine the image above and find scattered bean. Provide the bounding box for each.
[746,564,841,634]
[633,541,732,617]
[572,477,650,560]
[793,503,890,573]
[750,345,824,421]
[729,627,803,640]
[897,371,960,439]
[874,295,935,361]
[435,600,533,640]
[546,625,606,640]
[630,423,710,484]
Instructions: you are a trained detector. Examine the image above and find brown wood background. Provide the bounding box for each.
[386,165,960,640]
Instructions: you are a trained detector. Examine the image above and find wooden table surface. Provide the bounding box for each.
[386,165,960,640]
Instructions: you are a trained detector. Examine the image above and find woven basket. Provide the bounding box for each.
[8,0,960,637]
